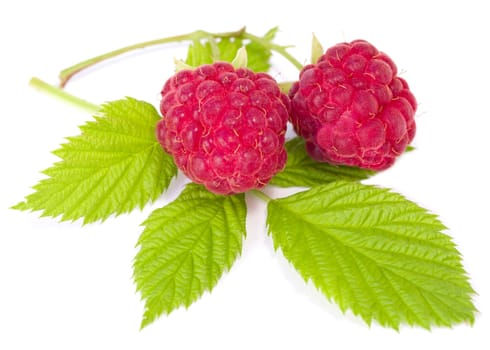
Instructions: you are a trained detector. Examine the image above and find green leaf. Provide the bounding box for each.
[270,138,374,188]
[311,33,324,64]
[185,40,214,67]
[267,181,476,329]
[185,38,244,68]
[134,183,247,329]
[13,98,177,224]
[245,26,278,72]
[406,144,416,152]
[184,27,278,72]
[215,38,243,63]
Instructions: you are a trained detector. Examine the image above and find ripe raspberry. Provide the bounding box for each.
[289,40,417,170]
[156,62,289,194]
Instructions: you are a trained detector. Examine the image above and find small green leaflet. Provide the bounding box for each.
[185,27,278,72]
[13,98,176,224]
[310,33,324,64]
[134,183,247,329]
[267,181,475,329]
[184,39,215,67]
[270,138,374,188]
[245,26,279,72]
[214,37,244,63]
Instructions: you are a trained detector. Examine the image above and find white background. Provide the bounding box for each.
[1,0,489,349]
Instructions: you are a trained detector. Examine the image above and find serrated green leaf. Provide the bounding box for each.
[13,98,177,224]
[270,138,374,188]
[134,183,247,329]
[267,181,476,329]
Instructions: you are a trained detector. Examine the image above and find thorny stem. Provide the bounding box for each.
[58,27,304,88]
[250,189,272,204]
[29,77,99,113]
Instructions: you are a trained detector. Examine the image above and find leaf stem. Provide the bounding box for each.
[249,189,272,203]
[29,77,99,113]
[58,27,304,87]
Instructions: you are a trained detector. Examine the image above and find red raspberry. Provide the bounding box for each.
[156,62,289,194]
[289,40,417,170]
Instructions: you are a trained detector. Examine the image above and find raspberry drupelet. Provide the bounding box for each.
[289,40,417,170]
[157,62,290,194]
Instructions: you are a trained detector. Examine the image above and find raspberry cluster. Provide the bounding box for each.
[289,40,417,170]
[157,62,289,194]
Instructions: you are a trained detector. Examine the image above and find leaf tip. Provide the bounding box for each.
[311,33,324,64]
[139,318,151,331]
[139,307,160,331]
[10,201,28,211]
[174,57,194,72]
[264,26,280,40]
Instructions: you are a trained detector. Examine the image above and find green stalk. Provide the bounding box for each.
[29,77,99,113]
[58,28,246,87]
[58,27,304,88]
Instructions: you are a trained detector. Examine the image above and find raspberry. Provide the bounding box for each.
[156,62,289,194]
[289,40,417,170]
